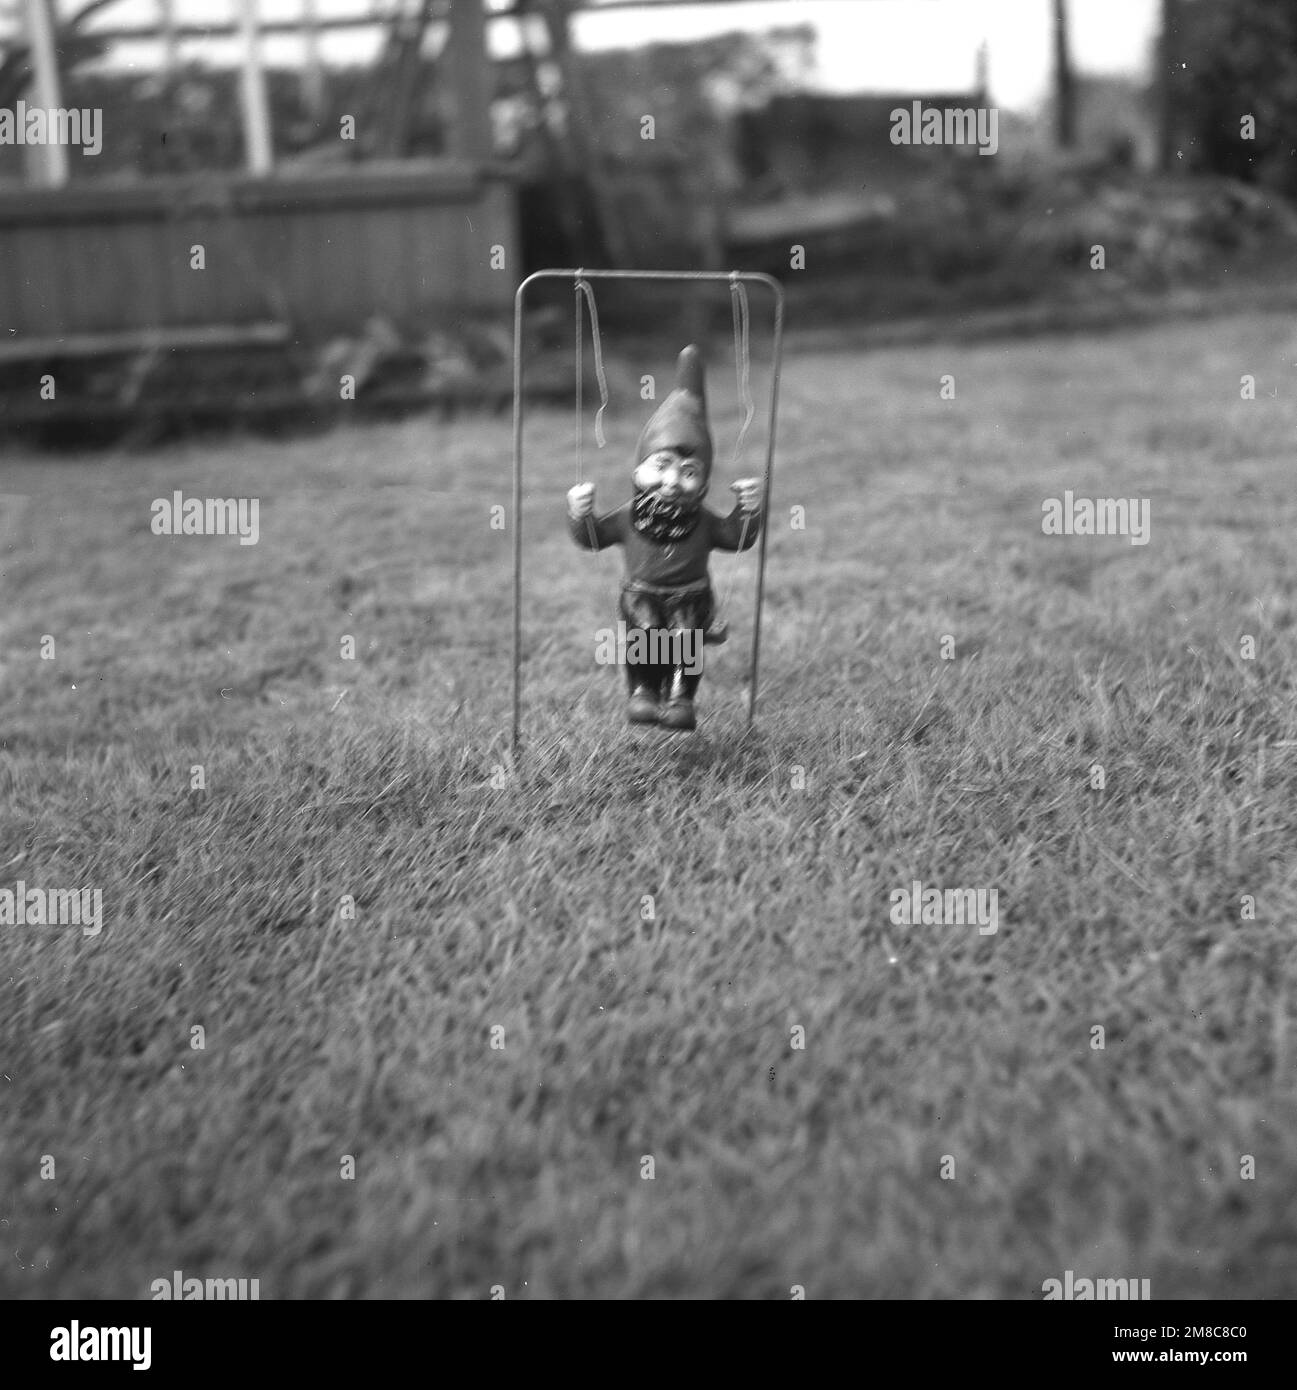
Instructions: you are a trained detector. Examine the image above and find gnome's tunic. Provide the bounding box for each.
[567,501,758,588]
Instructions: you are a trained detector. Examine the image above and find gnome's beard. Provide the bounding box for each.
[631,487,703,543]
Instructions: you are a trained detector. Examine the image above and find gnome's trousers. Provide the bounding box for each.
[618,585,713,700]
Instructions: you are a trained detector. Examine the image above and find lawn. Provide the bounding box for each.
[2,309,1296,1299]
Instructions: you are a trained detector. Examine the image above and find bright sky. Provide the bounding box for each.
[573,0,1162,109]
[53,0,1161,114]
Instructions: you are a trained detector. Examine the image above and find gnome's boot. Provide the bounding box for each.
[659,667,696,731]
[626,659,662,725]
[627,682,660,725]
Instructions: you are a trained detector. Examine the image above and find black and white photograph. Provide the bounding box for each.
[1,0,1294,1344]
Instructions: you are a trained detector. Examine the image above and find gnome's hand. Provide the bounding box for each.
[567,482,596,519]
[731,478,763,514]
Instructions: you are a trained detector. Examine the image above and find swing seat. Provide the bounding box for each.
[703,618,729,646]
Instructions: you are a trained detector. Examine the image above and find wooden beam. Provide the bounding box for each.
[158,0,178,76]
[85,0,840,42]
[0,321,291,365]
[502,0,877,11]
[90,14,394,40]
[237,0,274,174]
[23,0,69,187]
[0,160,489,227]
[300,0,327,118]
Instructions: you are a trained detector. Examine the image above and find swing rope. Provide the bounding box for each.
[730,274,755,467]
[574,273,609,481]
[713,275,755,630]
[574,273,610,556]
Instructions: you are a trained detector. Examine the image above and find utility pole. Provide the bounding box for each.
[1052,0,1076,149]
[1156,0,1177,172]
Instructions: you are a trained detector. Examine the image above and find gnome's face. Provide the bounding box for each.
[633,447,707,508]
[629,347,714,544]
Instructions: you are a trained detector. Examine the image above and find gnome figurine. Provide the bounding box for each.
[567,345,764,731]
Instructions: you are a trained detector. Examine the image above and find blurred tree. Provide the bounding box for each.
[1170,0,1297,195]
[573,26,814,264]
[0,0,116,109]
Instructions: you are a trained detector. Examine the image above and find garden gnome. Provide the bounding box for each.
[567,345,763,731]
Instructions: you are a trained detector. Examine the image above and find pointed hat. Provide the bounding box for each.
[634,345,714,479]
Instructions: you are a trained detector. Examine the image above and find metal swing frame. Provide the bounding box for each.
[511,268,785,753]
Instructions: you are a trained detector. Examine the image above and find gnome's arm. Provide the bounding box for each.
[568,504,628,551]
[709,500,763,551]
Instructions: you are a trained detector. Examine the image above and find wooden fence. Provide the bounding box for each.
[0,160,518,345]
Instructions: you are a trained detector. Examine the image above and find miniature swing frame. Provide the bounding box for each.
[511,269,785,753]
